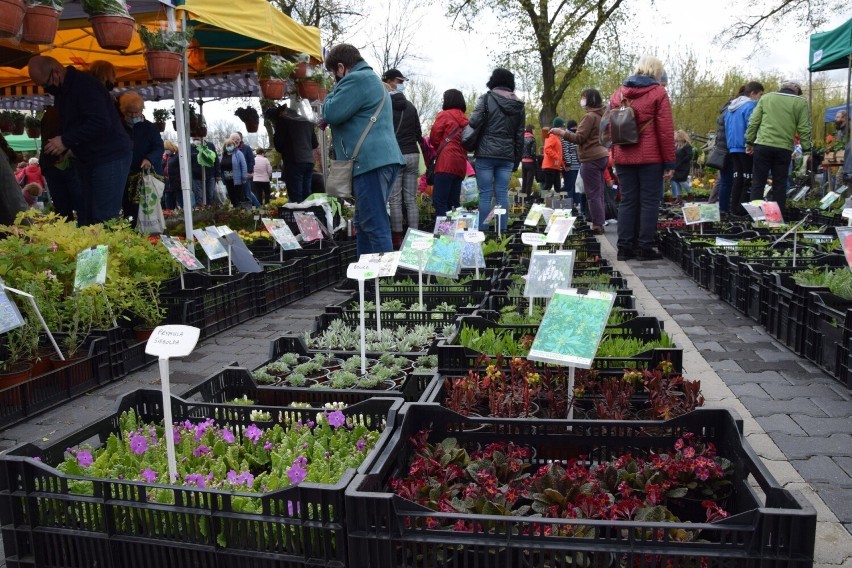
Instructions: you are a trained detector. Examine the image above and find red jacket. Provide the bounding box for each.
[19,164,46,188]
[542,132,563,170]
[609,82,675,167]
[430,108,469,178]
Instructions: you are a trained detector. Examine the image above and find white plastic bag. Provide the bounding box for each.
[214,180,228,205]
[460,177,478,205]
[137,172,165,234]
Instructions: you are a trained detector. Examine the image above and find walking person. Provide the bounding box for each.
[429,88,469,218]
[220,138,248,207]
[469,67,525,232]
[551,89,610,234]
[520,125,537,199]
[609,56,675,260]
[670,130,693,204]
[252,148,273,204]
[724,81,763,215]
[561,119,580,206]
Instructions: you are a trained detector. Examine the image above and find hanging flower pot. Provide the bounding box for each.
[89,15,135,50]
[155,121,166,133]
[298,80,320,102]
[26,126,41,139]
[259,79,287,100]
[144,50,183,82]
[11,117,25,135]
[22,4,61,44]
[317,87,328,103]
[292,61,308,79]
[243,119,259,134]
[0,0,25,39]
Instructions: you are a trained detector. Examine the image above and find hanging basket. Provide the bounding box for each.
[292,62,308,79]
[11,123,24,135]
[26,127,40,139]
[155,121,166,133]
[144,50,183,82]
[89,15,135,50]
[0,0,25,39]
[259,79,287,100]
[242,119,260,134]
[22,4,60,44]
[317,87,328,103]
[298,80,320,102]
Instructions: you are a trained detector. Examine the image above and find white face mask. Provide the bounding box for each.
[396,82,405,93]
[580,98,587,108]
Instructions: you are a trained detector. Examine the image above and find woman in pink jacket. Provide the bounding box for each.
[252,148,274,204]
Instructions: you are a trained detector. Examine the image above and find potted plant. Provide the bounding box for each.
[22,0,62,44]
[256,54,295,100]
[81,0,135,51]
[0,0,26,39]
[0,326,34,388]
[290,52,310,79]
[24,115,40,138]
[138,24,193,82]
[315,71,333,102]
[171,104,206,137]
[152,108,169,132]
[234,106,260,133]
[0,110,15,132]
[128,280,165,342]
[10,111,25,135]
[297,69,325,102]
[52,292,95,368]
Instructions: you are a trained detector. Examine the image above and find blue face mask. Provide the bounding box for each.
[396,82,405,93]
[126,116,144,125]
[226,145,235,153]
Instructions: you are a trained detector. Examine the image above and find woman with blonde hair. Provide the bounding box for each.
[671,129,692,203]
[611,55,675,261]
[118,90,164,220]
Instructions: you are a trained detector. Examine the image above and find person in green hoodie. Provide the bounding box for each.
[745,80,811,214]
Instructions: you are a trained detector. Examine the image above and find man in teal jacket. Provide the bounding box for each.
[745,80,812,214]
[322,44,404,261]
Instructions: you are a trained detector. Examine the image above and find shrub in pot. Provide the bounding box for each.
[22,0,62,45]
[82,0,135,50]
[138,24,193,82]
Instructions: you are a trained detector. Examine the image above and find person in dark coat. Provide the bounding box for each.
[270,105,318,203]
[383,69,426,247]
[28,56,132,225]
[119,91,165,220]
[429,89,469,217]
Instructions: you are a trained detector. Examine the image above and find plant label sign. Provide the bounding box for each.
[219,232,263,273]
[682,204,701,224]
[463,230,485,243]
[521,232,547,246]
[524,203,544,226]
[398,229,434,271]
[73,245,108,291]
[0,278,25,335]
[193,229,228,260]
[527,288,615,368]
[160,236,205,270]
[836,227,852,269]
[820,191,841,210]
[261,218,301,250]
[524,250,575,299]
[347,263,378,281]
[453,211,479,231]
[357,252,401,277]
[145,325,201,359]
[433,216,460,237]
[742,202,766,221]
[545,216,575,244]
[715,237,738,248]
[294,212,324,242]
[424,236,463,278]
[216,225,234,236]
[761,201,783,226]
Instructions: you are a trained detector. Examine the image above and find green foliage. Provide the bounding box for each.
[595,333,674,358]
[256,54,297,80]
[481,235,511,256]
[82,0,130,17]
[793,268,852,299]
[138,25,193,53]
[458,325,530,356]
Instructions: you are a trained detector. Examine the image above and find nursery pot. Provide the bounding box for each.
[11,123,24,135]
[89,15,135,51]
[0,117,13,132]
[297,80,320,102]
[144,51,183,82]
[292,62,308,79]
[0,362,33,389]
[26,126,40,139]
[49,353,85,370]
[242,118,259,134]
[317,87,328,102]
[22,4,60,44]
[155,121,166,133]
[0,0,25,38]
[259,79,287,100]
[133,326,155,342]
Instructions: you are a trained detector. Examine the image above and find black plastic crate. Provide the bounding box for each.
[0,389,401,568]
[269,325,437,362]
[89,326,156,381]
[182,365,440,405]
[345,405,816,568]
[763,272,830,356]
[804,291,852,382]
[326,291,486,320]
[252,259,306,315]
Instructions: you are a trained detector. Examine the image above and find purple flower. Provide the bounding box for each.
[306,420,315,428]
[327,411,345,428]
[77,449,93,467]
[356,439,366,453]
[263,441,272,451]
[141,468,158,483]
[173,429,181,444]
[193,445,210,457]
[240,471,255,486]
[227,470,239,484]
[183,419,193,431]
[221,429,235,444]
[287,457,308,484]
[245,424,262,444]
[184,473,206,488]
[149,427,158,444]
[129,434,148,456]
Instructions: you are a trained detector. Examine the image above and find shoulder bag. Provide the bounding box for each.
[325,94,387,201]
[461,93,491,152]
[426,125,463,185]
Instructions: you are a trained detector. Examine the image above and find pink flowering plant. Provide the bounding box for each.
[58,406,381,513]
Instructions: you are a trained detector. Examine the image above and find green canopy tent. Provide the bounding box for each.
[3,133,40,153]
[809,18,851,135]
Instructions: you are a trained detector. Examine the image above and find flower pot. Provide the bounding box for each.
[48,353,86,370]
[144,50,183,82]
[0,0,25,39]
[155,121,166,133]
[242,118,259,133]
[297,80,320,102]
[26,126,40,139]
[11,123,24,135]
[88,15,135,51]
[133,326,155,342]
[0,362,32,389]
[317,87,328,102]
[22,4,60,44]
[259,79,287,100]
[292,62,308,79]
[0,117,13,132]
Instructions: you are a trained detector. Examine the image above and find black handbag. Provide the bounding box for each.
[460,94,491,152]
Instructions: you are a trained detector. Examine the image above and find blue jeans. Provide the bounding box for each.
[670,180,690,198]
[616,163,664,251]
[562,169,579,200]
[244,178,261,207]
[353,164,399,256]
[43,161,83,221]
[717,156,733,212]
[432,172,463,217]
[284,162,314,203]
[79,153,131,226]
[475,157,513,231]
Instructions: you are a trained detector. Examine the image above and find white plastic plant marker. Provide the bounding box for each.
[347,263,377,374]
[411,238,432,308]
[464,230,485,278]
[145,325,201,482]
[843,208,852,227]
[494,207,507,238]
[1,282,63,360]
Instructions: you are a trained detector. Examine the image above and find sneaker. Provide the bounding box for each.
[616,248,635,261]
[333,278,357,293]
[636,248,662,261]
[604,219,617,225]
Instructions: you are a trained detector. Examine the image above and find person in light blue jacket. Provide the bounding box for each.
[220,139,248,206]
[724,81,763,216]
[322,44,404,259]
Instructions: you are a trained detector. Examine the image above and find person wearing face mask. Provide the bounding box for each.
[381,68,426,249]
[118,91,164,221]
[189,137,220,205]
[28,56,131,225]
[833,109,851,185]
[220,139,248,207]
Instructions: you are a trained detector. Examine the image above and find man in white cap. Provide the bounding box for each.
[744,80,811,215]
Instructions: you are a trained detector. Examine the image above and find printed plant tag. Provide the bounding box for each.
[761,201,783,225]
[524,250,575,299]
[294,212,324,242]
[742,202,766,221]
[836,227,852,269]
[193,229,228,260]
[0,278,25,334]
[261,218,301,250]
[545,217,575,244]
[219,232,263,273]
[524,203,544,226]
[161,236,205,270]
[398,229,434,271]
[698,203,720,222]
[357,252,401,278]
[433,216,460,237]
[424,236,463,278]
[73,245,108,291]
